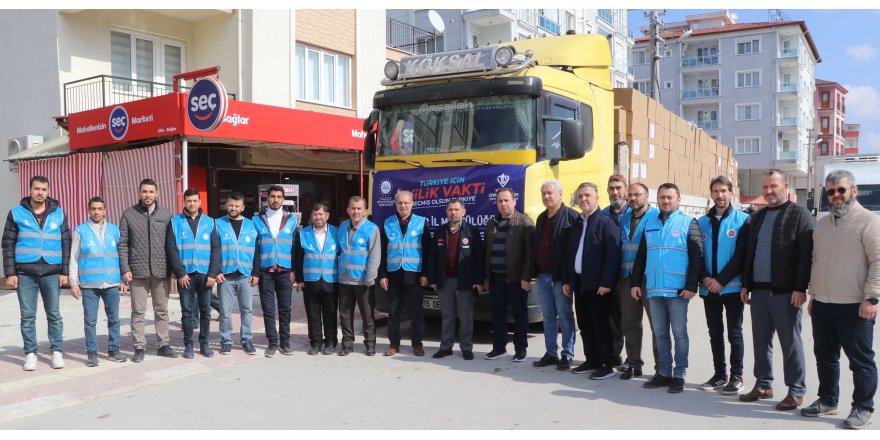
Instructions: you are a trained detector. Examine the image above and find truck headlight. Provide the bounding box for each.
[384,61,400,80]
[494,46,516,67]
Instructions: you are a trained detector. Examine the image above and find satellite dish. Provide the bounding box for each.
[428,10,445,33]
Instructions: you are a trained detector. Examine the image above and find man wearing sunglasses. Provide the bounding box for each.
[802,170,880,429]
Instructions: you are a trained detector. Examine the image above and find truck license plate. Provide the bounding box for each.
[423,297,441,310]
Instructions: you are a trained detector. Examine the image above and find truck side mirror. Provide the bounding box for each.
[364,132,377,168]
[363,110,379,132]
[559,119,585,162]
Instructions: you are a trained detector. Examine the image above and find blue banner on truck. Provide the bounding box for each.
[371,165,526,235]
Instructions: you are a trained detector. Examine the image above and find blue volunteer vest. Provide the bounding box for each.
[216,216,258,276]
[644,210,693,298]
[299,225,338,283]
[338,219,377,280]
[602,204,630,226]
[11,205,65,264]
[253,214,295,269]
[618,207,660,279]
[697,209,749,296]
[75,222,121,285]
[171,214,215,274]
[384,214,426,272]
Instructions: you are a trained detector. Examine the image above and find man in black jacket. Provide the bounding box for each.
[739,169,813,411]
[532,180,579,370]
[562,182,621,380]
[428,199,484,360]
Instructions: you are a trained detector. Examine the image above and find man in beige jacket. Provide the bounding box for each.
[803,169,880,429]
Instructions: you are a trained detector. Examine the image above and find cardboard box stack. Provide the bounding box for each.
[613,88,738,197]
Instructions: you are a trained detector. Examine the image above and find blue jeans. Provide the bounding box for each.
[649,296,690,379]
[178,273,212,345]
[536,273,575,358]
[218,273,254,345]
[17,274,63,353]
[82,286,121,353]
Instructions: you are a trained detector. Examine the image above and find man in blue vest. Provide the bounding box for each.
[602,174,631,371]
[3,175,71,371]
[252,185,296,357]
[697,176,750,395]
[294,203,339,355]
[215,192,260,355]
[69,197,128,366]
[379,190,431,357]
[615,182,660,380]
[337,196,381,356]
[631,182,704,394]
[167,189,220,359]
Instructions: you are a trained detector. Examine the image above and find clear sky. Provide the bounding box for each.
[628,8,880,154]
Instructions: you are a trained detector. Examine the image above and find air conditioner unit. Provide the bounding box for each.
[7,135,43,158]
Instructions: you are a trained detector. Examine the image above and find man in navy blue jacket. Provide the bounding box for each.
[562,182,621,380]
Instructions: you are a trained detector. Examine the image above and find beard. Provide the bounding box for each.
[611,198,627,209]
[831,198,855,217]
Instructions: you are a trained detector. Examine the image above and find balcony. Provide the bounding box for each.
[386,18,437,55]
[681,88,719,100]
[779,48,799,58]
[774,146,809,176]
[681,56,719,67]
[778,83,798,92]
[538,15,560,35]
[63,75,236,116]
[777,117,798,126]
[598,9,614,24]
[463,9,516,27]
[776,150,798,160]
[695,120,719,130]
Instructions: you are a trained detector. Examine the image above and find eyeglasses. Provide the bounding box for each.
[825,187,851,197]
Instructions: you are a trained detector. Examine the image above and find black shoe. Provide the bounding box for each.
[557,355,572,370]
[700,373,728,391]
[279,343,294,356]
[183,344,194,359]
[220,344,232,355]
[532,354,559,367]
[200,342,214,358]
[366,346,376,356]
[463,350,474,360]
[265,343,278,358]
[612,356,623,369]
[241,340,256,355]
[572,362,598,374]
[721,375,744,395]
[86,351,99,367]
[433,349,453,359]
[620,366,642,380]
[338,347,351,356]
[108,349,127,363]
[668,377,685,393]
[158,345,179,359]
[590,367,616,380]
[643,374,673,389]
[307,344,320,356]
[323,345,336,355]
[512,350,527,362]
[132,348,145,363]
[484,348,508,360]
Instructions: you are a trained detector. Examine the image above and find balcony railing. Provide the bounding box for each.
[779,48,799,58]
[681,56,719,67]
[386,18,437,55]
[598,9,614,24]
[778,83,799,92]
[681,88,720,100]
[63,75,236,115]
[695,120,719,130]
[538,15,560,35]
[777,117,798,126]
[776,150,799,160]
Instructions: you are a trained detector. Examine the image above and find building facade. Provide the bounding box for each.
[631,11,821,200]
[843,123,860,155]
[814,79,847,157]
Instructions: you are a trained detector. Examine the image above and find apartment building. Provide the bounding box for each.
[843,123,860,155]
[815,79,847,157]
[631,11,821,201]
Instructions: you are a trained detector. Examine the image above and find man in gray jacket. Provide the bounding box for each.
[118,178,178,362]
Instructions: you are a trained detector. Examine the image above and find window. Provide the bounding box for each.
[633,80,651,96]
[821,92,829,104]
[295,44,351,108]
[632,50,648,65]
[820,142,829,155]
[736,38,760,55]
[111,29,184,91]
[736,104,760,121]
[736,70,760,88]
[821,117,829,131]
[598,9,613,24]
[544,94,578,161]
[736,137,760,154]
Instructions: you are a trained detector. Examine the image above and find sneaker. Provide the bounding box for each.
[242,340,256,355]
[844,407,873,429]
[108,349,127,362]
[132,348,145,363]
[668,377,685,393]
[23,353,37,371]
[557,355,572,370]
[157,345,179,359]
[183,344,194,359]
[484,348,508,360]
[512,350,527,362]
[590,367,616,380]
[643,374,672,389]
[307,344,320,355]
[700,373,729,391]
[85,351,99,367]
[801,399,839,417]
[720,376,744,395]
[462,350,474,360]
[220,344,232,355]
[433,349,453,359]
[199,342,214,358]
[572,362,598,374]
[532,354,559,368]
[278,343,294,356]
[338,347,351,356]
[323,345,336,355]
[365,346,376,356]
[51,351,65,369]
[265,343,278,358]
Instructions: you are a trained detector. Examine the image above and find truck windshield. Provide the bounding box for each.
[820,184,880,212]
[378,95,536,157]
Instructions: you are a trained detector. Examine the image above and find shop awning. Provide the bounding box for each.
[7,135,70,161]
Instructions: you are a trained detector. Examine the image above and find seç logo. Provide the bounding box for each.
[187,78,228,132]
[109,106,129,140]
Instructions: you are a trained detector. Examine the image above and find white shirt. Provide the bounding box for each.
[313,227,327,251]
[266,207,283,237]
[574,208,598,275]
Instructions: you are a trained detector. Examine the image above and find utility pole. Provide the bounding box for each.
[645,10,666,101]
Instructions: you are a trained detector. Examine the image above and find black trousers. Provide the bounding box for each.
[387,282,425,348]
[259,270,292,346]
[574,286,614,368]
[338,284,376,350]
[702,293,745,377]
[302,280,338,347]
